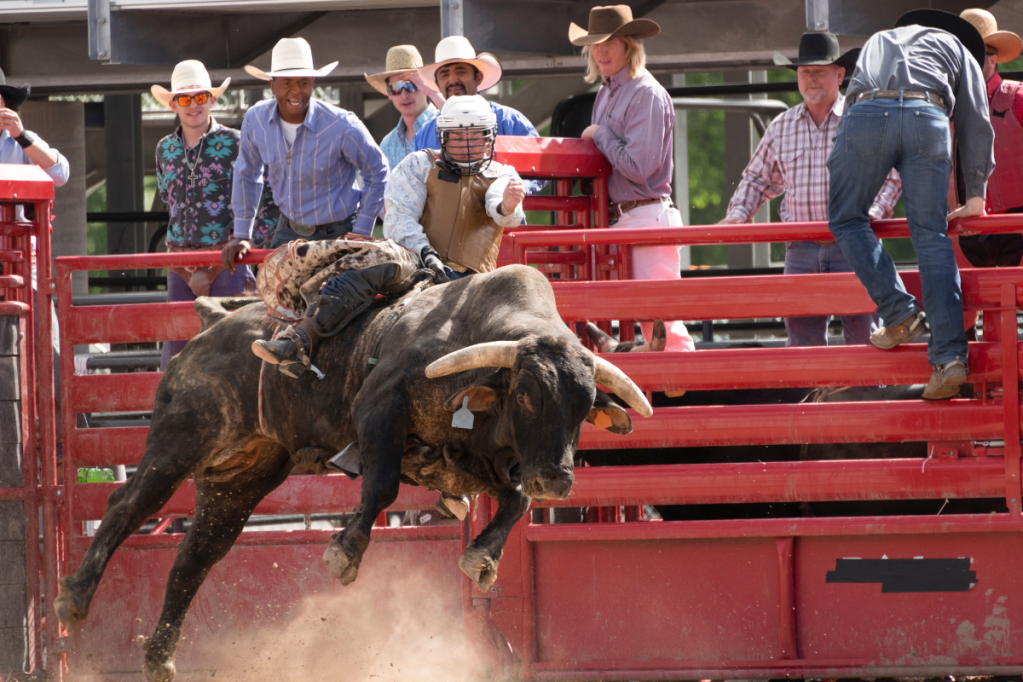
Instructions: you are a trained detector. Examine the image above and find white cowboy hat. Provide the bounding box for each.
[151,60,230,109]
[417,36,502,92]
[244,37,338,81]
[961,8,1023,63]
[365,45,424,96]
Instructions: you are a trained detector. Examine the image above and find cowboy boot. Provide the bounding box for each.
[251,264,397,377]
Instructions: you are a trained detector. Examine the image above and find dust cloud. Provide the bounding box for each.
[187,572,488,682]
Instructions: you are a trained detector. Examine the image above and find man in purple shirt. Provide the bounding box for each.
[571,5,695,356]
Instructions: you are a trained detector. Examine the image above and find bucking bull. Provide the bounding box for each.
[54,241,652,682]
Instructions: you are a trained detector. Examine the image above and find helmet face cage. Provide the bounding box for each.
[438,124,497,176]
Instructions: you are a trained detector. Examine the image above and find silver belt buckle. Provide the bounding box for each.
[289,218,317,237]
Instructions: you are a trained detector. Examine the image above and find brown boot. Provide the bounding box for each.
[923,360,967,400]
[252,315,321,369]
[870,311,927,350]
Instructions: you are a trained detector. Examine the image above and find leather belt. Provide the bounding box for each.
[815,239,837,247]
[609,197,667,224]
[854,90,946,110]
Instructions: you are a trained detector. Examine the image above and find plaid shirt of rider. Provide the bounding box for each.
[725,95,902,223]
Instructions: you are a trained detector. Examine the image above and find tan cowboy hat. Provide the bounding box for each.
[417,36,503,92]
[365,45,424,96]
[960,8,1023,63]
[244,37,338,81]
[568,5,660,47]
[151,60,230,109]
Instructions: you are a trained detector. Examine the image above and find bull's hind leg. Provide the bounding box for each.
[142,441,291,682]
[55,427,212,629]
[460,485,531,591]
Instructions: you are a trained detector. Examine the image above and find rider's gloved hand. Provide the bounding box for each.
[421,245,450,284]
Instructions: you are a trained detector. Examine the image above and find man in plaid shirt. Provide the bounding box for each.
[721,32,902,347]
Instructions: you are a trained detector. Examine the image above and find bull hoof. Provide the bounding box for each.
[459,543,499,591]
[143,655,176,682]
[54,576,89,630]
[322,542,360,585]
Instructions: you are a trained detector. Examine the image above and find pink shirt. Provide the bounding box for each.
[591,67,675,203]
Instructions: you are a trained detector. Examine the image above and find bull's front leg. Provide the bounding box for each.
[322,397,404,585]
[460,484,531,591]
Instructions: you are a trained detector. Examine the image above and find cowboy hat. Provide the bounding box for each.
[244,37,338,81]
[417,36,503,92]
[772,32,860,72]
[568,5,660,47]
[151,60,230,109]
[365,45,425,96]
[0,68,30,110]
[960,8,1023,63]
[896,9,986,67]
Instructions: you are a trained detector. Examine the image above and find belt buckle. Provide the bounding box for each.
[289,218,317,237]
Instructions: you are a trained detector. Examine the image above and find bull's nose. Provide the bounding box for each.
[525,471,573,500]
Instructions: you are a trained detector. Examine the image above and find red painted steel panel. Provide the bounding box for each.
[796,533,1023,661]
[0,163,55,200]
[552,269,1023,322]
[532,538,785,663]
[72,475,447,520]
[494,136,612,177]
[63,302,201,346]
[66,539,464,680]
[67,372,161,413]
[535,459,1010,508]
[578,400,1004,449]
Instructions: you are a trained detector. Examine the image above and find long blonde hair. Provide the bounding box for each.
[581,36,646,84]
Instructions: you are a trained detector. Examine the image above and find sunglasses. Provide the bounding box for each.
[174,91,211,107]
[387,80,418,96]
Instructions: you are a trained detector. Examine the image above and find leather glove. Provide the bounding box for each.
[420,245,450,284]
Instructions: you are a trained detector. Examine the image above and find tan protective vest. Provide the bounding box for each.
[421,154,504,274]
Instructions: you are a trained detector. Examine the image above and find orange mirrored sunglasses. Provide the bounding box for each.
[174,92,211,106]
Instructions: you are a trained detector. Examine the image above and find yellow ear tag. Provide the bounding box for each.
[594,410,613,430]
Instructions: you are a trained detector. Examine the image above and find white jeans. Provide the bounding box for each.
[613,201,695,352]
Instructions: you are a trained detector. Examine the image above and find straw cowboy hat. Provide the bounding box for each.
[244,37,338,81]
[151,60,230,109]
[896,9,986,67]
[568,5,660,47]
[417,36,503,92]
[772,32,860,71]
[0,68,30,109]
[961,8,1023,63]
[365,45,424,96]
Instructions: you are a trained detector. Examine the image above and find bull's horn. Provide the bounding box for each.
[426,341,519,378]
[592,356,653,418]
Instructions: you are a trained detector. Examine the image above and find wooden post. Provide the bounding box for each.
[0,314,27,673]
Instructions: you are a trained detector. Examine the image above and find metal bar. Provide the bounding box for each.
[56,249,272,272]
[85,212,168,222]
[70,525,460,551]
[512,215,1023,248]
[523,513,1023,542]
[148,517,173,536]
[522,197,590,213]
[0,302,29,316]
[531,663,1023,681]
[1002,283,1022,516]
[520,513,537,681]
[775,537,796,659]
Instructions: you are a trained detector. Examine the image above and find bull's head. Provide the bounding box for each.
[425,336,652,500]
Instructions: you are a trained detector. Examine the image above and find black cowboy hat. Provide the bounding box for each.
[896,9,986,67]
[773,32,860,72]
[0,68,30,110]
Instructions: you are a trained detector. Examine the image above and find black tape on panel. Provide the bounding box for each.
[826,558,975,592]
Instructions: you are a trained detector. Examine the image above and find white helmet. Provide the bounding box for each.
[436,95,498,175]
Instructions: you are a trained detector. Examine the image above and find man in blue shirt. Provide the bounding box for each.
[414,36,544,195]
[0,68,69,185]
[222,38,388,269]
[366,45,445,171]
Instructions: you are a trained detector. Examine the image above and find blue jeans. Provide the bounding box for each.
[320,261,469,299]
[828,97,968,367]
[270,214,356,248]
[783,241,877,346]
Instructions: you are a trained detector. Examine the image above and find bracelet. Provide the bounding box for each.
[14,130,37,149]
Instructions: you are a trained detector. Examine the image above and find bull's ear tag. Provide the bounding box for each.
[594,410,612,430]
[452,396,474,430]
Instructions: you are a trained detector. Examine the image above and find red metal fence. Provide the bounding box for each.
[8,139,1023,680]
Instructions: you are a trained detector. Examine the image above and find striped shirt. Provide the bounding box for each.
[232,97,388,238]
[591,67,675,203]
[726,95,902,223]
[380,104,437,171]
[0,130,69,186]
